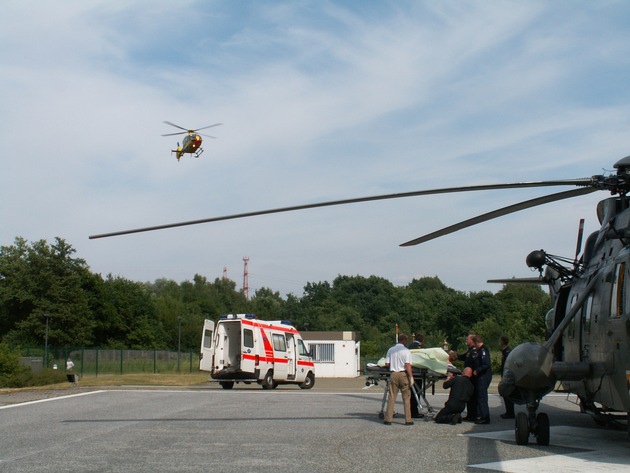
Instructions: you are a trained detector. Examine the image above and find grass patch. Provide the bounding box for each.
[0,372,211,393]
[70,372,210,387]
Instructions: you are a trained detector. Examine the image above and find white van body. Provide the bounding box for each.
[199,314,315,389]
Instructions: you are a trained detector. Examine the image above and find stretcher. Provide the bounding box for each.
[364,347,460,420]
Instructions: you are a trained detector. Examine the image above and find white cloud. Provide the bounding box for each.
[2,0,630,297]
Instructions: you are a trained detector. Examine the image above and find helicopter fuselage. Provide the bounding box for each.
[502,196,630,425]
[556,196,630,415]
[172,133,203,161]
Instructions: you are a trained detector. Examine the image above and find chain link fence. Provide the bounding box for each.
[20,347,199,375]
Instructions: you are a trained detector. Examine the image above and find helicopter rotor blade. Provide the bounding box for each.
[89,179,595,240]
[161,131,188,137]
[193,123,222,132]
[399,187,597,247]
[574,218,585,261]
[163,121,190,132]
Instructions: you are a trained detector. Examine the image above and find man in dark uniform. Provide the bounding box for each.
[409,334,423,350]
[499,335,515,419]
[434,367,474,424]
[408,334,424,418]
[449,334,478,421]
[473,335,492,424]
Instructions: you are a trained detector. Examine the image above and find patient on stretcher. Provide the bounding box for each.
[369,347,459,376]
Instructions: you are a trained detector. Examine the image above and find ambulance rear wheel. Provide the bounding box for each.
[299,372,315,390]
[262,371,274,390]
[219,381,234,390]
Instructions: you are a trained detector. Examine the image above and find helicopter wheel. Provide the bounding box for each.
[535,413,550,446]
[515,412,529,445]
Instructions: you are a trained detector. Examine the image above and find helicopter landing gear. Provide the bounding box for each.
[515,401,550,446]
[194,148,204,158]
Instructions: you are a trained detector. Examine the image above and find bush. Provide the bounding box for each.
[0,366,67,388]
[0,343,21,377]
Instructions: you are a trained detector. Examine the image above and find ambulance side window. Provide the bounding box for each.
[203,329,212,349]
[297,339,309,356]
[243,329,254,348]
[272,333,286,352]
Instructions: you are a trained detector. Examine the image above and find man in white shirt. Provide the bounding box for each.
[383,334,415,425]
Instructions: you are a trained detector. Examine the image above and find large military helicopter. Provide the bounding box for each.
[162,121,222,161]
[90,155,630,445]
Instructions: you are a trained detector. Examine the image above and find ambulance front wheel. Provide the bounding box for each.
[299,372,315,390]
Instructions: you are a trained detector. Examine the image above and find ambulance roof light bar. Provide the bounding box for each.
[219,313,257,320]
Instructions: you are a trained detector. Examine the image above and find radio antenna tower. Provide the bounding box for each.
[243,257,249,300]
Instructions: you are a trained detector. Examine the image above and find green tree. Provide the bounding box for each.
[0,237,97,347]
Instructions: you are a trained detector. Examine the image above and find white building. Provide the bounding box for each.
[301,331,361,378]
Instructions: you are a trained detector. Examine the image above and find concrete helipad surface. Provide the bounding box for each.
[1,378,628,472]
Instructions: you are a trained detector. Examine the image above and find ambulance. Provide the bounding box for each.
[199,314,315,389]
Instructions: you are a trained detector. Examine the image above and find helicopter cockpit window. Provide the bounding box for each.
[610,262,626,318]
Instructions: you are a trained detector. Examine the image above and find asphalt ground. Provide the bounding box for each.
[1,377,628,472]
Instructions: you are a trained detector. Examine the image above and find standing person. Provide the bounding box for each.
[66,357,77,386]
[499,335,515,419]
[473,335,492,424]
[409,334,423,350]
[434,367,475,424]
[383,334,415,426]
[408,334,424,418]
[449,334,478,421]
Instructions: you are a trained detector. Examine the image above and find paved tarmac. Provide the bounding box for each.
[1,377,628,472]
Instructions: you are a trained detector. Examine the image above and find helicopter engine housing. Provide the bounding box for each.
[499,342,555,404]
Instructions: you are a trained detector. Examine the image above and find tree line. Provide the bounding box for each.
[0,237,551,358]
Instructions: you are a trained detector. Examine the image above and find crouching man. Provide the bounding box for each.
[434,367,474,425]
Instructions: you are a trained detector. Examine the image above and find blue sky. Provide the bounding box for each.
[2,1,630,297]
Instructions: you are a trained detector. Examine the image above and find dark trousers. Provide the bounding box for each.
[409,380,423,415]
[502,396,515,416]
[435,402,465,424]
[466,376,477,418]
[476,373,492,420]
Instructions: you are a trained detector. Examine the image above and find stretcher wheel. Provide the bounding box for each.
[379,412,384,419]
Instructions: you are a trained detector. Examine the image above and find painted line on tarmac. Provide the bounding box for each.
[467,426,629,472]
[0,390,106,410]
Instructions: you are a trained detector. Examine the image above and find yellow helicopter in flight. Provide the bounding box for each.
[162,121,222,161]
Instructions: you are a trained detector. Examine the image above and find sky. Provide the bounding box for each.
[2,1,630,298]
